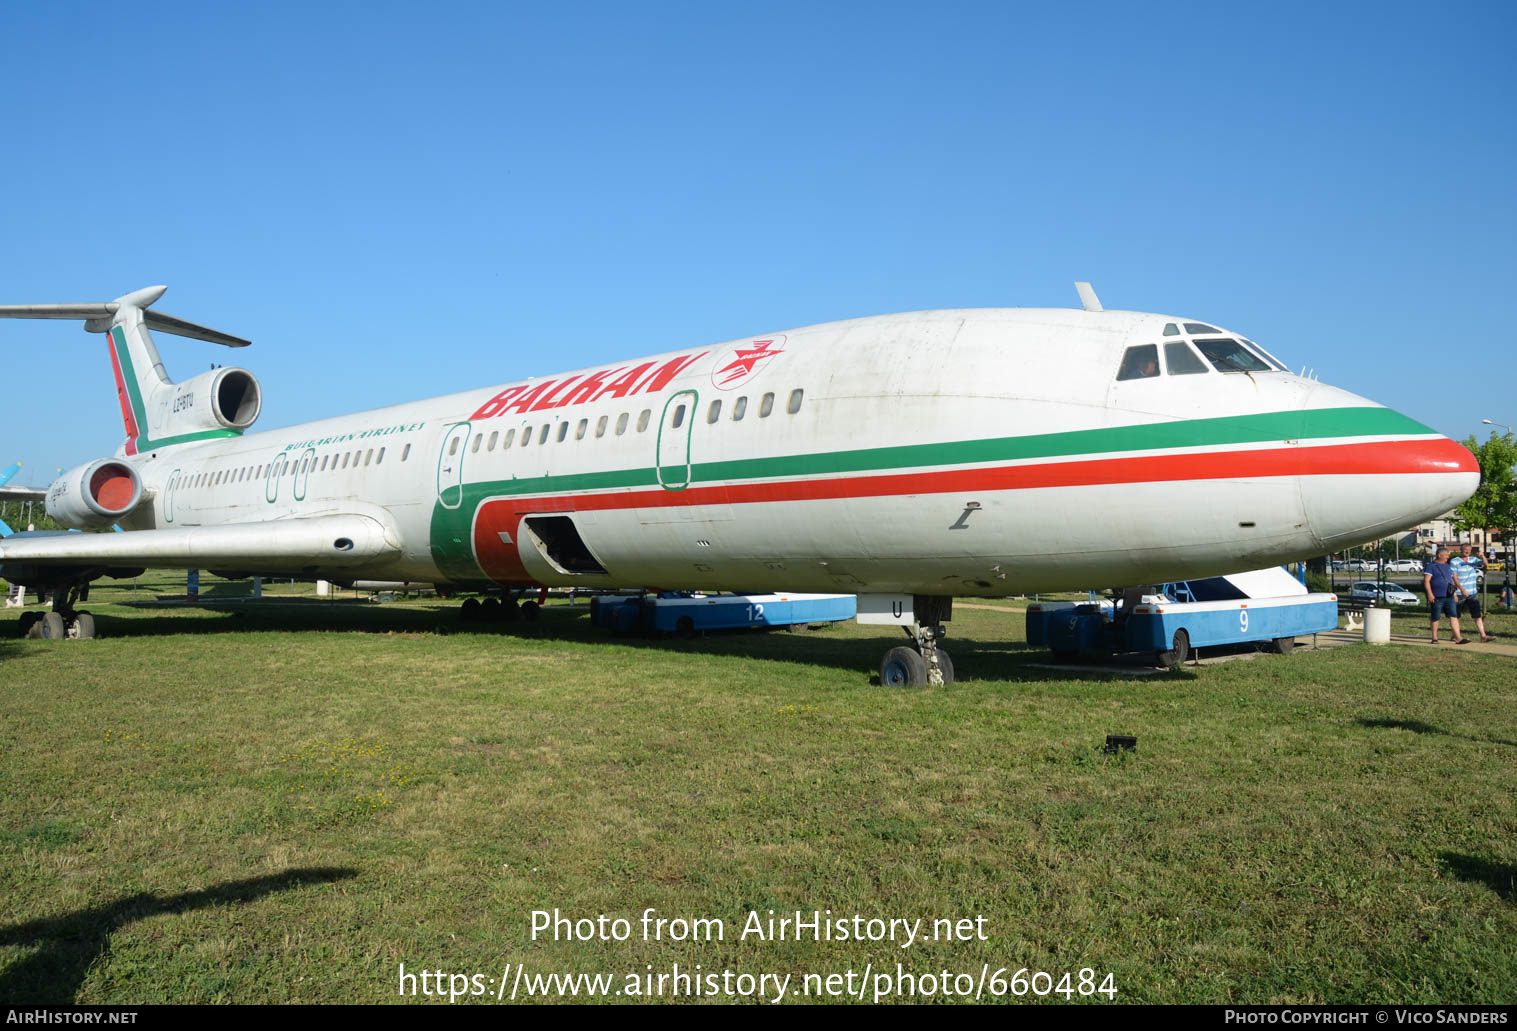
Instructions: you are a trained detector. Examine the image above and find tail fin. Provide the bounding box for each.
[0,286,257,454]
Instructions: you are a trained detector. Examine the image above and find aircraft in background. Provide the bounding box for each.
[0,284,1480,682]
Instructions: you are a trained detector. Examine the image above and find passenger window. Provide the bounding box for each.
[319,456,328,471]
[487,431,498,451]
[707,399,722,423]
[520,426,531,447]
[503,430,515,448]
[402,444,411,461]
[1116,344,1161,381]
[788,388,803,414]
[342,453,351,469]
[637,409,651,432]
[1163,341,1210,375]
[760,392,774,417]
[449,438,460,456]
[616,412,629,435]
[557,422,569,443]
[364,449,373,466]
[539,424,549,445]
[732,396,747,421]
[596,415,608,437]
[471,435,482,453]
[576,419,587,440]
[377,447,385,464]
[671,404,686,429]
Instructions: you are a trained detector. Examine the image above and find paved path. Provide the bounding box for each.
[1313,627,1517,657]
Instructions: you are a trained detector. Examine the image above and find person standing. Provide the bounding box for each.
[1423,547,1470,644]
[1451,543,1493,641]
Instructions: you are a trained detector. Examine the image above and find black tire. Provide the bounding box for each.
[72,612,96,640]
[481,597,502,622]
[19,611,40,638]
[460,597,481,622]
[503,597,522,621]
[880,646,929,688]
[1271,635,1295,654]
[935,648,955,686]
[674,615,696,639]
[40,612,66,640]
[1157,628,1189,669]
[1051,648,1079,663]
[520,600,539,621]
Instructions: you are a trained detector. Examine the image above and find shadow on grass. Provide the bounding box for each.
[1439,852,1517,902]
[1357,717,1515,749]
[10,601,1193,684]
[0,866,357,1003]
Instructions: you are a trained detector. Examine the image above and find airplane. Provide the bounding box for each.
[0,284,1480,682]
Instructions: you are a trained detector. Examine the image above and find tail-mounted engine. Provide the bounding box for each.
[161,366,262,433]
[46,459,146,529]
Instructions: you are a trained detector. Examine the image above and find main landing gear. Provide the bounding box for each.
[878,596,954,688]
[18,583,96,640]
[457,588,545,625]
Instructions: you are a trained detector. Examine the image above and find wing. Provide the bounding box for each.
[0,514,400,575]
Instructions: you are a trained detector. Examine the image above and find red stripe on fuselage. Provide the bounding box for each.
[469,437,1473,583]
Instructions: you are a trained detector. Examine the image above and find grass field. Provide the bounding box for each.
[1,579,1513,1005]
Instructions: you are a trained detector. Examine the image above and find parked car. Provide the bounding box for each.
[1348,581,1420,606]
[1387,559,1423,573]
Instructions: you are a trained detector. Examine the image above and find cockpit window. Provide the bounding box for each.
[1241,338,1289,372]
[1192,337,1273,373]
[1116,344,1160,380]
[1184,322,1222,335]
[1164,341,1210,375]
[1162,323,1180,336]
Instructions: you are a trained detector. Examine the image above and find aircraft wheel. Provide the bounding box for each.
[481,597,502,622]
[1157,628,1189,669]
[880,646,929,688]
[19,612,41,638]
[936,648,955,686]
[520,600,539,622]
[71,612,96,640]
[40,612,67,640]
[460,597,481,622]
[502,598,522,621]
[1271,635,1295,655]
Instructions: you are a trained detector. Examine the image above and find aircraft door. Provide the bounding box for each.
[163,469,180,523]
[656,390,697,491]
[265,452,285,503]
[437,422,471,510]
[292,447,316,501]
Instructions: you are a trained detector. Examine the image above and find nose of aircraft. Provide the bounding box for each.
[1297,382,1480,551]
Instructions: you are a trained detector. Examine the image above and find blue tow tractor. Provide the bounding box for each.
[1026,567,1339,668]
[591,592,856,638]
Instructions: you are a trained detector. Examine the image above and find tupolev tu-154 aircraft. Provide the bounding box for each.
[0,284,1479,684]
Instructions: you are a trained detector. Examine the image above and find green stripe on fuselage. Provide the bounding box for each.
[427,405,1434,580]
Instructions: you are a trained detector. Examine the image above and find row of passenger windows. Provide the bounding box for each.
[175,442,414,490]
[453,389,806,456]
[1116,325,1286,381]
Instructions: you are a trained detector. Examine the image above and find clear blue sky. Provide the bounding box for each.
[3,1,1514,482]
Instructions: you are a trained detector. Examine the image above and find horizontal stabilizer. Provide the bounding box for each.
[0,285,250,346]
[0,514,398,572]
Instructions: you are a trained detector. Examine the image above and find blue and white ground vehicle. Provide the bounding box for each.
[1028,567,1339,667]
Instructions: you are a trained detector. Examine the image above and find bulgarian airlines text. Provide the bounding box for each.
[398,962,1116,1002]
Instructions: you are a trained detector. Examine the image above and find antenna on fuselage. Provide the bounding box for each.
[1075,282,1103,312]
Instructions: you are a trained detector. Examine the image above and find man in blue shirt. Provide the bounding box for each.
[1451,543,1492,641]
[1423,547,1470,644]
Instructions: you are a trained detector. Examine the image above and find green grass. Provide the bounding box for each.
[1,579,1513,1004]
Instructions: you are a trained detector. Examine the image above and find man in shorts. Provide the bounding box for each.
[1451,543,1493,641]
[1423,547,1470,644]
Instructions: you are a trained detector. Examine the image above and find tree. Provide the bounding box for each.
[1453,430,1517,557]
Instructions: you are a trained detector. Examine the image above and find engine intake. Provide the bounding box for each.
[160,367,262,432]
[46,459,145,528]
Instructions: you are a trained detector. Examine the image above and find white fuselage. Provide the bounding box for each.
[112,307,1479,595]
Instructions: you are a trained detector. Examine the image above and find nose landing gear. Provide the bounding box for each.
[877,596,955,687]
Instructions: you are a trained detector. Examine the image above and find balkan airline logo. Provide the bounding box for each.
[711,336,785,391]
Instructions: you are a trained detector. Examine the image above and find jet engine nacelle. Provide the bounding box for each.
[159,367,262,432]
[46,459,145,529]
